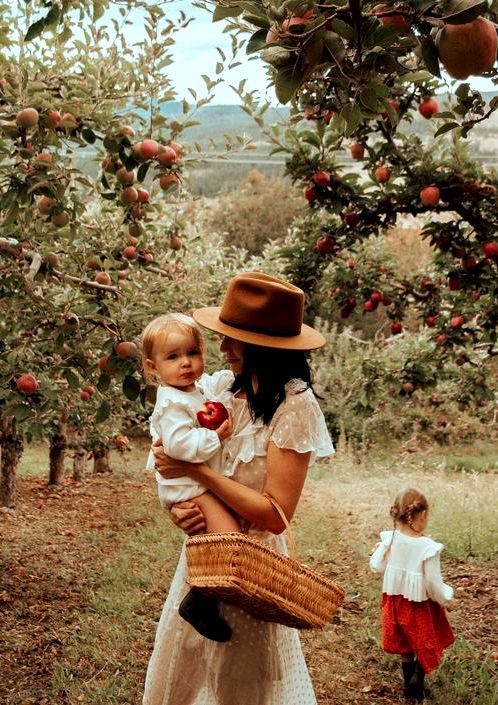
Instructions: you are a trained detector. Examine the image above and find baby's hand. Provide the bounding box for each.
[446,598,458,612]
[216,413,233,441]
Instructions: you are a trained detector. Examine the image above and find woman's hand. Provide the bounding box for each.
[170,501,207,535]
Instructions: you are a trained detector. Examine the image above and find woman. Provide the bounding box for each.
[143,272,334,705]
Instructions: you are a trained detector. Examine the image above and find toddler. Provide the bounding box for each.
[141,313,240,643]
[369,487,455,701]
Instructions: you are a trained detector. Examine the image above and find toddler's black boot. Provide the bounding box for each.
[402,661,416,698]
[179,588,232,642]
[407,660,426,701]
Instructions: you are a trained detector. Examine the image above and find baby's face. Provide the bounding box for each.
[147,329,204,390]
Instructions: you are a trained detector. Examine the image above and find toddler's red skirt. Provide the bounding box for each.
[381,593,455,673]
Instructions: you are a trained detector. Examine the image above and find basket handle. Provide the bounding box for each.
[263,492,296,559]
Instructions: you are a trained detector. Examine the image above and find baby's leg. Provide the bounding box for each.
[194,491,240,533]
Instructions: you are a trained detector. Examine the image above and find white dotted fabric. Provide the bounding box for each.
[143,382,334,705]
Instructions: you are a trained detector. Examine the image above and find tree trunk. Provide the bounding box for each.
[48,421,67,485]
[0,416,24,509]
[72,448,86,482]
[93,444,112,474]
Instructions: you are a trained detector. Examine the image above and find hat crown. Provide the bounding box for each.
[219,272,304,337]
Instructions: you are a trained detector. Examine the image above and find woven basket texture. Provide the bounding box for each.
[186,532,345,629]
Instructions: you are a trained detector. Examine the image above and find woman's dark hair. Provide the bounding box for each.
[231,343,315,424]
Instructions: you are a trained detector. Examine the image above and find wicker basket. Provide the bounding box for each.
[185,496,345,629]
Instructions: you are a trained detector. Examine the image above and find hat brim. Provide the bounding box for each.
[192,307,325,350]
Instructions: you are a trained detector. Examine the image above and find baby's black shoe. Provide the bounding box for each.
[179,588,232,642]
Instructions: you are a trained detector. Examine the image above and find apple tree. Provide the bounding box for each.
[0,1,246,507]
[199,0,498,404]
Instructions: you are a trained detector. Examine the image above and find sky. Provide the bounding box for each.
[157,2,275,105]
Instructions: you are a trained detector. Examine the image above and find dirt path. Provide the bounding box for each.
[0,471,496,705]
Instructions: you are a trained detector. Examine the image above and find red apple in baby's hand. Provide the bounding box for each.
[197,401,229,430]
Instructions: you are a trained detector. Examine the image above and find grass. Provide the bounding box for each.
[4,441,498,704]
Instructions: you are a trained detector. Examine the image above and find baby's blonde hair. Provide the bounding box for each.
[140,313,205,384]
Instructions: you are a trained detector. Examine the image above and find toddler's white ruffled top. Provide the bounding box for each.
[370,530,453,606]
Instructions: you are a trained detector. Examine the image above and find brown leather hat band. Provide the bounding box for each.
[219,313,299,338]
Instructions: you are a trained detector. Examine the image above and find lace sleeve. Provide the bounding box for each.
[269,387,334,465]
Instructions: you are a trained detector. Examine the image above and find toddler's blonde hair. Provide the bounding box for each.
[140,313,205,384]
[390,487,429,531]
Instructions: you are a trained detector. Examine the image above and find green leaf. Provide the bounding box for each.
[12,404,32,422]
[329,18,355,41]
[3,202,19,227]
[123,375,141,401]
[420,37,441,78]
[137,162,150,183]
[259,45,292,67]
[97,373,111,392]
[247,28,268,54]
[340,104,362,136]
[322,31,346,62]
[434,122,460,137]
[441,0,487,23]
[299,129,322,147]
[100,192,116,200]
[275,64,303,104]
[359,87,378,111]
[64,369,80,390]
[372,24,403,47]
[45,4,61,26]
[93,1,106,22]
[399,70,433,83]
[95,400,111,424]
[213,5,243,21]
[242,13,270,30]
[24,19,46,42]
[82,128,96,144]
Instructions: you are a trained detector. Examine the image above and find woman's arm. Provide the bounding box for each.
[156,441,310,534]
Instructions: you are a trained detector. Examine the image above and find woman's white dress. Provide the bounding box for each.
[143,380,334,705]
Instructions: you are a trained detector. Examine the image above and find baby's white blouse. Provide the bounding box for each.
[370,530,453,606]
[146,370,234,506]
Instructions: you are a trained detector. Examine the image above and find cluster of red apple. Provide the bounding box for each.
[304,169,334,204]
[101,127,183,212]
[14,108,77,228]
[98,340,138,376]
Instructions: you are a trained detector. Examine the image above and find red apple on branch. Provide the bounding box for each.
[304,185,317,203]
[157,146,178,165]
[483,241,498,260]
[139,139,159,159]
[16,373,39,394]
[315,235,334,254]
[420,185,440,207]
[418,98,439,119]
[16,107,39,128]
[374,165,390,183]
[350,143,365,160]
[197,401,229,430]
[312,170,330,187]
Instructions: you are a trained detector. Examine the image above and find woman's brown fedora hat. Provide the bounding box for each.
[192,272,325,350]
